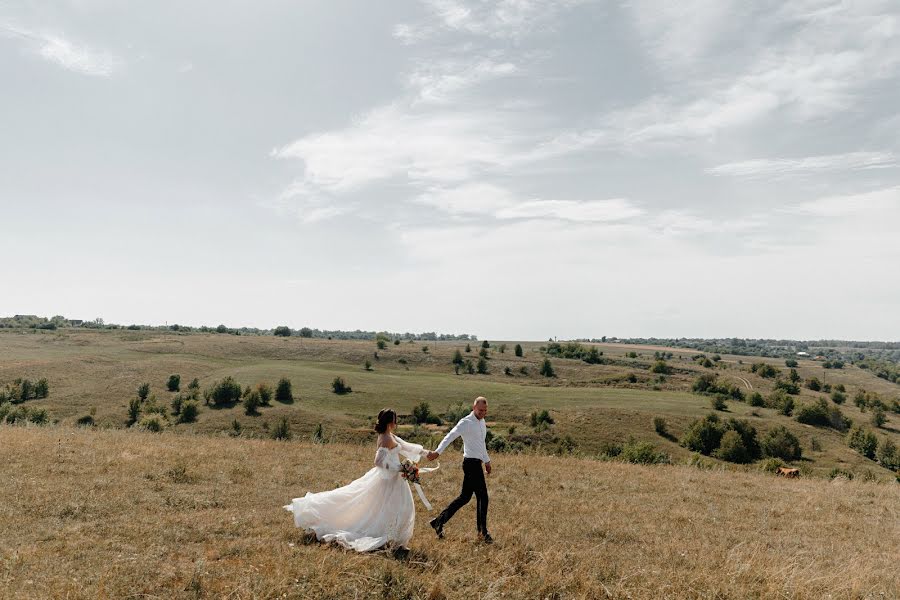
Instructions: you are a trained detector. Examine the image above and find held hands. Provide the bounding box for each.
[485,462,492,475]
[426,451,440,461]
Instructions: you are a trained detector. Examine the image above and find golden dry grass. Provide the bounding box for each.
[1,425,897,599]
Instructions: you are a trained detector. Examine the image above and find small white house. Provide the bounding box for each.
[796,351,810,357]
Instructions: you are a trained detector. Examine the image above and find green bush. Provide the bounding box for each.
[714,430,751,463]
[376,339,387,350]
[179,401,199,424]
[762,426,802,461]
[774,379,801,395]
[871,407,886,428]
[187,378,200,391]
[681,414,724,455]
[785,359,798,368]
[620,438,669,465]
[205,377,242,406]
[465,343,471,353]
[828,468,854,480]
[530,409,554,427]
[138,383,151,401]
[794,399,851,431]
[514,344,523,357]
[452,350,464,365]
[650,360,670,374]
[749,392,765,407]
[478,348,489,359]
[751,363,780,378]
[876,438,899,470]
[170,394,184,416]
[710,395,728,411]
[275,378,293,403]
[465,360,475,374]
[444,402,469,423]
[331,377,351,394]
[847,426,877,459]
[33,378,49,399]
[584,346,603,364]
[831,390,846,404]
[167,374,181,392]
[413,402,441,425]
[759,457,785,473]
[272,417,292,440]
[519,366,529,376]
[256,383,273,406]
[244,390,261,415]
[540,359,556,378]
[273,326,292,337]
[482,340,490,349]
[476,358,489,374]
[126,397,141,427]
[766,390,794,415]
[692,374,744,400]
[498,344,507,354]
[140,416,163,432]
[805,378,822,392]
[652,416,668,436]
[76,415,95,427]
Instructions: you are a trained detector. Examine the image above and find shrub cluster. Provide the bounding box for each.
[794,399,851,431]
[542,342,603,363]
[691,374,744,401]
[412,402,442,425]
[0,378,50,404]
[0,404,49,425]
[680,413,762,464]
[750,363,780,378]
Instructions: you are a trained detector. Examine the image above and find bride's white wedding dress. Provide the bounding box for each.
[284,435,429,552]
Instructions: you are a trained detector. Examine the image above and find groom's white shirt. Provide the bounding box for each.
[435,411,491,464]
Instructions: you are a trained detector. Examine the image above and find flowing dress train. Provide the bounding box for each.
[283,435,428,552]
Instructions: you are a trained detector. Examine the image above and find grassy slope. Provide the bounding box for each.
[1,426,897,599]
[1,329,899,478]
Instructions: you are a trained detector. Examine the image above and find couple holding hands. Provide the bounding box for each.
[284,397,493,551]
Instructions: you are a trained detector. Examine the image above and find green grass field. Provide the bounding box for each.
[1,329,898,479]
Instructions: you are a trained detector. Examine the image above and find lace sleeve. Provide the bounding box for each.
[392,434,428,463]
[374,447,399,471]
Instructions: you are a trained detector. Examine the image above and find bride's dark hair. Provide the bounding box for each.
[374,408,397,434]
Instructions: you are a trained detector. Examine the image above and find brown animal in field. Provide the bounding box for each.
[776,467,800,478]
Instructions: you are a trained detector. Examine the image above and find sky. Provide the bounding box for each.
[2,0,899,341]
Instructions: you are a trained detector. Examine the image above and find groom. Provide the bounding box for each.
[426,396,493,543]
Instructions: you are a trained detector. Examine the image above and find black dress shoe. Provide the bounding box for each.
[479,532,493,544]
[429,517,444,539]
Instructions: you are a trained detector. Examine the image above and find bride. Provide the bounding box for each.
[284,408,431,552]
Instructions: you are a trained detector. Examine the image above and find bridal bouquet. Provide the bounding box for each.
[399,458,436,510]
[399,459,421,484]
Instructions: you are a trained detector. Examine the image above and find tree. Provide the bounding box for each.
[167,374,181,392]
[275,378,293,403]
[376,339,387,350]
[256,383,273,405]
[715,430,751,463]
[244,391,261,415]
[126,397,141,427]
[465,360,475,374]
[299,327,313,338]
[204,377,242,406]
[272,417,292,440]
[364,359,373,371]
[788,368,801,384]
[540,358,556,378]
[847,426,877,459]
[584,346,603,364]
[179,401,199,424]
[216,324,228,334]
[514,344,523,357]
[477,358,489,374]
[871,407,886,428]
[465,343,472,353]
[274,326,292,337]
[681,414,724,455]
[806,377,822,392]
[481,340,490,349]
[138,383,151,401]
[785,359,798,368]
[452,349,464,366]
[762,426,802,461]
[877,438,899,470]
[478,348,489,359]
[33,378,49,399]
[650,360,670,374]
[332,377,351,394]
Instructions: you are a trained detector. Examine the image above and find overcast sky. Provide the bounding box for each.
[2,1,899,340]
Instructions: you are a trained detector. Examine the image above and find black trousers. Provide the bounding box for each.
[437,458,488,534]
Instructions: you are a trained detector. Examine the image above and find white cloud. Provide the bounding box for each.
[781,185,900,217]
[423,0,587,39]
[409,59,517,104]
[708,152,899,178]
[1,23,121,76]
[496,198,643,222]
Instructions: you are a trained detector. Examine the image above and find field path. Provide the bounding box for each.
[734,375,753,390]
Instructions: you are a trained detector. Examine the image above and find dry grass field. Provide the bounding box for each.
[1,425,898,599]
[2,329,898,479]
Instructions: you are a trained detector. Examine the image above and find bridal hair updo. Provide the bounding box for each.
[374,408,397,434]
